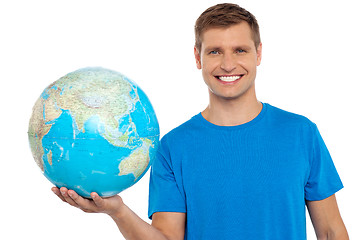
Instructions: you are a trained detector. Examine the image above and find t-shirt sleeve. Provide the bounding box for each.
[148,136,186,219]
[304,123,344,201]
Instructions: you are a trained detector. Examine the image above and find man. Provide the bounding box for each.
[53,3,348,239]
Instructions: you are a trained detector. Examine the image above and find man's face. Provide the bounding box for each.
[194,22,262,101]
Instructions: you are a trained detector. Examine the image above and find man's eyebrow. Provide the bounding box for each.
[234,45,252,51]
[204,46,222,53]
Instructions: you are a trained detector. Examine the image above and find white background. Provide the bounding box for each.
[1,0,360,239]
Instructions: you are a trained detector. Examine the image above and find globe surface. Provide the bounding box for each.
[28,67,160,197]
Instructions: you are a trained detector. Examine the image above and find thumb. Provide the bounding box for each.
[91,192,105,208]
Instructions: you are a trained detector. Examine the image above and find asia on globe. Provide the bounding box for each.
[28,67,160,198]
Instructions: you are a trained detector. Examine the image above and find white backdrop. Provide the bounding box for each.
[1,0,360,239]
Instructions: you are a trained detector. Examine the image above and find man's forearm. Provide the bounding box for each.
[110,204,168,240]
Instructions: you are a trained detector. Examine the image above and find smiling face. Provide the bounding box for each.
[194,22,262,102]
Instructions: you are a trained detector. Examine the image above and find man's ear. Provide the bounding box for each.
[256,42,262,66]
[194,46,202,69]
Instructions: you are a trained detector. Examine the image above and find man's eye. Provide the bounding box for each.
[209,50,219,55]
[237,49,246,53]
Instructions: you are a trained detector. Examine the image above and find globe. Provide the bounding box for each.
[28,67,160,198]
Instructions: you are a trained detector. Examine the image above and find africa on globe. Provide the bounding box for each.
[28,67,160,197]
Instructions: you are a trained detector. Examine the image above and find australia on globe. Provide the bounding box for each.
[28,67,160,197]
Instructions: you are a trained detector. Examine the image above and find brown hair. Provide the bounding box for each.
[194,3,261,51]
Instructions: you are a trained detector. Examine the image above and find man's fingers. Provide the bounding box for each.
[91,192,104,208]
[67,190,96,211]
[52,187,108,214]
[60,187,79,207]
[52,187,66,202]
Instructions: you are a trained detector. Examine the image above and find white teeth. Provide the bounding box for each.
[218,75,241,82]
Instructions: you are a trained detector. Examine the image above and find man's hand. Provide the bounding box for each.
[52,187,125,217]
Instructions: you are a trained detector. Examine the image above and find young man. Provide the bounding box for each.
[53,3,348,239]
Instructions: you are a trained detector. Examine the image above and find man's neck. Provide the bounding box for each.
[201,95,263,127]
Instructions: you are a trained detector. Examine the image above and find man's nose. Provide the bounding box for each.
[220,54,237,72]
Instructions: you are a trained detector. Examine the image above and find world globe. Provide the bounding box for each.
[28,67,160,197]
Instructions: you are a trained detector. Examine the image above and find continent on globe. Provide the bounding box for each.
[28,67,160,197]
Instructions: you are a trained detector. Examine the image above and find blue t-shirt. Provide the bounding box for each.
[148,103,343,239]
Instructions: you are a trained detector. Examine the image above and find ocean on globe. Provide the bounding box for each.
[28,67,160,197]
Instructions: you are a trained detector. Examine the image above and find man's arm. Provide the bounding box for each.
[152,212,186,240]
[52,187,185,240]
[306,194,348,240]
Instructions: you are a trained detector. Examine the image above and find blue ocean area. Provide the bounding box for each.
[129,87,159,138]
[41,109,138,197]
[118,114,133,134]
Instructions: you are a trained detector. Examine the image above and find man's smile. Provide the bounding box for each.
[216,75,244,83]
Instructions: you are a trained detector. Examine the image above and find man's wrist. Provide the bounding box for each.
[108,203,129,221]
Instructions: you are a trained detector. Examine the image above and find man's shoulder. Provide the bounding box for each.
[267,103,313,123]
[265,103,317,131]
